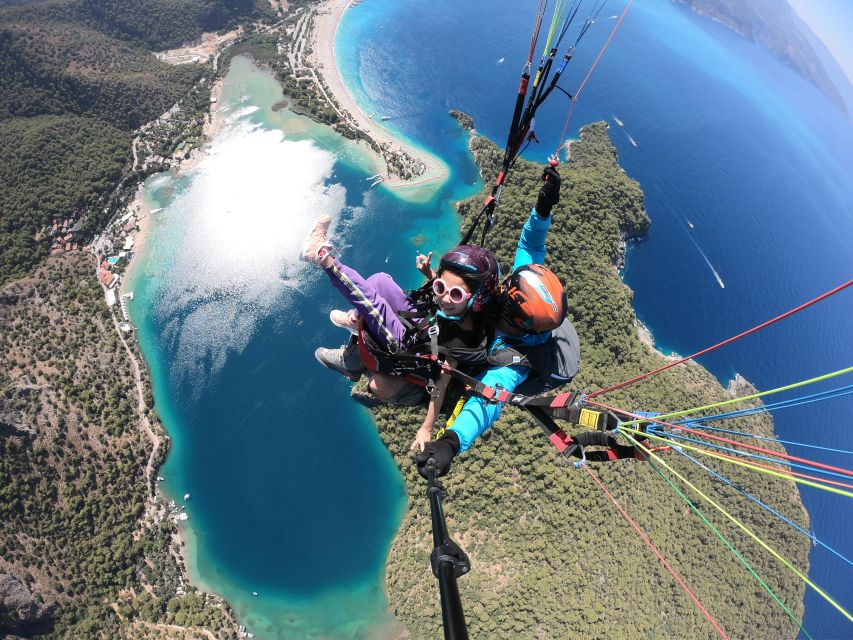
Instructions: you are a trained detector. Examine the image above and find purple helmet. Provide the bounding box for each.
[438,244,500,312]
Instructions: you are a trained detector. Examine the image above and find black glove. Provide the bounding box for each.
[535,166,561,217]
[415,430,461,479]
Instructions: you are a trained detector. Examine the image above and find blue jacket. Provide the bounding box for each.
[450,208,552,452]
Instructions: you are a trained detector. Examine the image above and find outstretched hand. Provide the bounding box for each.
[416,251,435,279]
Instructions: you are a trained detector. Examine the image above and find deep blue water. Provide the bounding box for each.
[127,54,485,637]
[337,0,852,637]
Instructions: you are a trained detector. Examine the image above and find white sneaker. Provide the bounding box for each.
[300,215,334,264]
[330,309,359,334]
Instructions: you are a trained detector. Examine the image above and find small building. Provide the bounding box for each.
[105,288,117,306]
[101,260,111,271]
[123,220,137,233]
[98,269,117,288]
[123,236,134,251]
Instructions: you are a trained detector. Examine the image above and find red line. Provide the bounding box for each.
[587,279,853,398]
[585,399,853,479]
[557,0,634,151]
[669,425,853,478]
[583,466,730,640]
[712,451,853,491]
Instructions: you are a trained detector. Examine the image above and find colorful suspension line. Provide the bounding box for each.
[644,453,814,639]
[556,0,634,158]
[617,430,853,622]
[709,449,853,492]
[643,426,853,486]
[669,384,853,456]
[590,397,853,496]
[620,366,853,427]
[619,429,853,498]
[649,422,853,479]
[465,0,622,246]
[665,441,853,568]
[619,424,853,498]
[591,390,853,483]
[587,279,853,399]
[674,383,853,427]
[582,465,730,639]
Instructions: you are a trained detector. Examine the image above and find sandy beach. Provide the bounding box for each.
[310,0,449,189]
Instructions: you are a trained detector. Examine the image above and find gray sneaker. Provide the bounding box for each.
[315,339,364,381]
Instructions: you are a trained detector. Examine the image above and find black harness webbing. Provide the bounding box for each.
[442,365,626,457]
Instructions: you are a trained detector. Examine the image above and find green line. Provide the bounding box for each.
[637,437,813,639]
[620,427,853,499]
[542,0,568,56]
[621,366,853,426]
[623,433,853,622]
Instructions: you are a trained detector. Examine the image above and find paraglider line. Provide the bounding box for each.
[667,443,853,569]
[617,430,853,622]
[587,280,853,398]
[643,451,815,638]
[582,464,731,639]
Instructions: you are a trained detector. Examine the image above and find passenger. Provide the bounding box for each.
[416,165,590,476]
[301,219,499,450]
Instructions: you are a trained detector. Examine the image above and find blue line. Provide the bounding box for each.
[675,385,853,434]
[667,445,853,568]
[647,428,853,482]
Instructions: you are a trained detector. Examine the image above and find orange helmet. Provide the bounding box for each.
[500,264,567,334]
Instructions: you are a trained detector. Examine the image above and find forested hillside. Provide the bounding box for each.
[0,2,274,636]
[0,0,274,284]
[377,121,809,639]
[0,254,237,638]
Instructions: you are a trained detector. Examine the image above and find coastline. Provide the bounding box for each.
[122,78,228,294]
[311,0,449,190]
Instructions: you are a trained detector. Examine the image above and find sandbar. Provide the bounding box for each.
[310,0,449,190]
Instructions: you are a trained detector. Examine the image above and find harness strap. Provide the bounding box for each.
[444,365,623,430]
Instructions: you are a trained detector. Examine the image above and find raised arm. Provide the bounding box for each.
[512,166,561,271]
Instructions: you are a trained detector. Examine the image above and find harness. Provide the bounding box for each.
[355,282,491,390]
[441,364,631,462]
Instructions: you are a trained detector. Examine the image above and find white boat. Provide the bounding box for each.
[497,57,505,64]
[613,116,623,126]
[627,134,637,147]
[183,493,191,501]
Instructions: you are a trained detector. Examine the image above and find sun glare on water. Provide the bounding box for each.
[154,112,346,388]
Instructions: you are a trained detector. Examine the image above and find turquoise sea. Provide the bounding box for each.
[129,0,852,638]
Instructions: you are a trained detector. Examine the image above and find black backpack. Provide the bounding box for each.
[487,316,581,396]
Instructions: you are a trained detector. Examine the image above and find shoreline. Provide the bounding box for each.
[122,78,228,294]
[311,0,449,190]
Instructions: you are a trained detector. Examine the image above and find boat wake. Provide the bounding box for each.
[684,223,725,288]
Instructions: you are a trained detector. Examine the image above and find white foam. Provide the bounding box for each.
[153,115,345,389]
[232,105,261,119]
